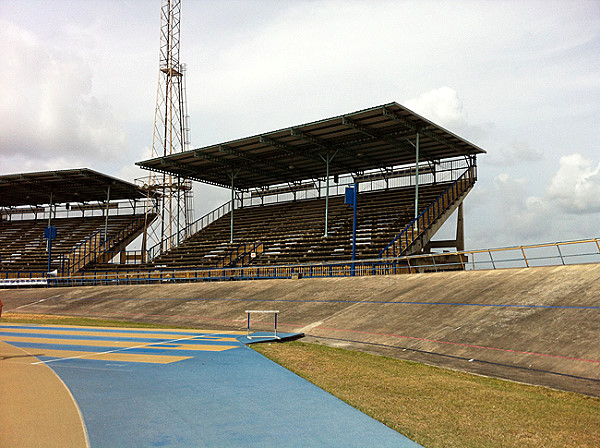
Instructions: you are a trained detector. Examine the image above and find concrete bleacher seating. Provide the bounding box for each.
[151,182,454,269]
[0,214,147,272]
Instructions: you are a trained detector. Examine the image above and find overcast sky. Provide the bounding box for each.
[1,0,599,249]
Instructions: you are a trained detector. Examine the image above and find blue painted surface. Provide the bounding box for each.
[1,324,422,448]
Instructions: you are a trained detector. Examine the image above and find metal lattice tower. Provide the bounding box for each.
[144,0,193,254]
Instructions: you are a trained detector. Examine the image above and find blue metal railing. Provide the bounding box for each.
[5,238,599,287]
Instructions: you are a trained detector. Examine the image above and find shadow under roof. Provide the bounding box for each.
[0,168,149,208]
[136,102,486,190]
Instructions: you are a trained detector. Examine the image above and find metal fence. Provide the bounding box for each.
[27,237,599,288]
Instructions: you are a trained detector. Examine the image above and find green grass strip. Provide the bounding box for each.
[254,341,600,448]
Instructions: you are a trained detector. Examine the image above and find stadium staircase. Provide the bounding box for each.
[379,166,476,258]
[149,170,474,269]
[215,242,265,268]
[0,214,151,275]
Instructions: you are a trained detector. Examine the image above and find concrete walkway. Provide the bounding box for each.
[0,323,421,447]
[0,339,88,447]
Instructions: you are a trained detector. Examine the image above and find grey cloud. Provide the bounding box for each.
[0,20,127,166]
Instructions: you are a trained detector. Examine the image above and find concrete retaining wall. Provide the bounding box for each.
[2,264,599,396]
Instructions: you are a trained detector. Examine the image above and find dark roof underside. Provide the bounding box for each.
[136,102,485,190]
[0,168,148,208]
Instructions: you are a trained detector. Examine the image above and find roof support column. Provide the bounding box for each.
[415,132,420,220]
[325,153,330,237]
[104,185,111,243]
[320,149,339,238]
[47,192,53,227]
[456,202,465,251]
[229,170,238,244]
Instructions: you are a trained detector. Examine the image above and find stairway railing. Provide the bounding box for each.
[379,166,476,258]
[215,241,265,268]
[60,215,146,275]
[147,201,231,262]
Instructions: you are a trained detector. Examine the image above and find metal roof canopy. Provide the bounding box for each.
[0,168,149,208]
[136,102,486,190]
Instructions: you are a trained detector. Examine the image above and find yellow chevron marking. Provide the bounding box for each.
[21,348,191,364]
[0,328,238,341]
[0,336,238,352]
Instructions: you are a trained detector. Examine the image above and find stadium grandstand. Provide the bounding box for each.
[134,102,484,274]
[0,102,486,284]
[0,169,156,281]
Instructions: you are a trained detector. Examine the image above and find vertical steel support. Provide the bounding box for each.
[351,181,358,276]
[324,154,330,237]
[48,191,53,273]
[230,171,235,244]
[414,132,420,220]
[352,182,358,260]
[104,185,111,243]
[456,202,465,251]
[47,192,53,266]
[47,192,53,227]
[177,176,181,245]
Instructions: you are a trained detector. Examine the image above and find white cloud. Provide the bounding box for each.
[404,86,468,130]
[546,154,600,214]
[471,154,600,247]
[0,20,127,170]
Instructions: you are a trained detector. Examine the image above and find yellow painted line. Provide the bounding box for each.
[0,328,239,341]
[23,348,191,364]
[0,336,238,352]
[0,323,246,335]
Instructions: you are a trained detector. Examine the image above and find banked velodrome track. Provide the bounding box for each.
[2,264,599,396]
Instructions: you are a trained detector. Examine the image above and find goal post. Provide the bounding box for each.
[245,310,280,340]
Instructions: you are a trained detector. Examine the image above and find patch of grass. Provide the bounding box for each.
[254,341,600,448]
[0,313,186,329]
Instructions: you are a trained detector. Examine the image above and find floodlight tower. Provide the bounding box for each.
[145,0,193,253]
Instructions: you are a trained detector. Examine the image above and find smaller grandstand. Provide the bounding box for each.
[0,169,156,278]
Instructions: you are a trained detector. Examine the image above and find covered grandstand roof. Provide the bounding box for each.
[136,102,486,190]
[0,168,149,208]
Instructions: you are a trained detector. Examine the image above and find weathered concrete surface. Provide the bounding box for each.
[2,264,599,396]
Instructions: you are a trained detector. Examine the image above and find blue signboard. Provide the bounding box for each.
[345,186,355,206]
[44,225,57,240]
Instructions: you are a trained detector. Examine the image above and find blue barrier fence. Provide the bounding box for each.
[20,237,596,288]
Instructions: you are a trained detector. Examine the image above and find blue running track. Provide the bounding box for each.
[1,324,422,447]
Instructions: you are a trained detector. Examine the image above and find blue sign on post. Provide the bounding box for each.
[345,186,355,206]
[345,185,358,275]
[44,226,57,240]
[44,225,57,274]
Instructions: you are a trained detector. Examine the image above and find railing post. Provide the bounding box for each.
[557,244,565,265]
[520,246,529,268]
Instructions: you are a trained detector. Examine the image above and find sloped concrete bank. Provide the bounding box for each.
[2,264,599,396]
